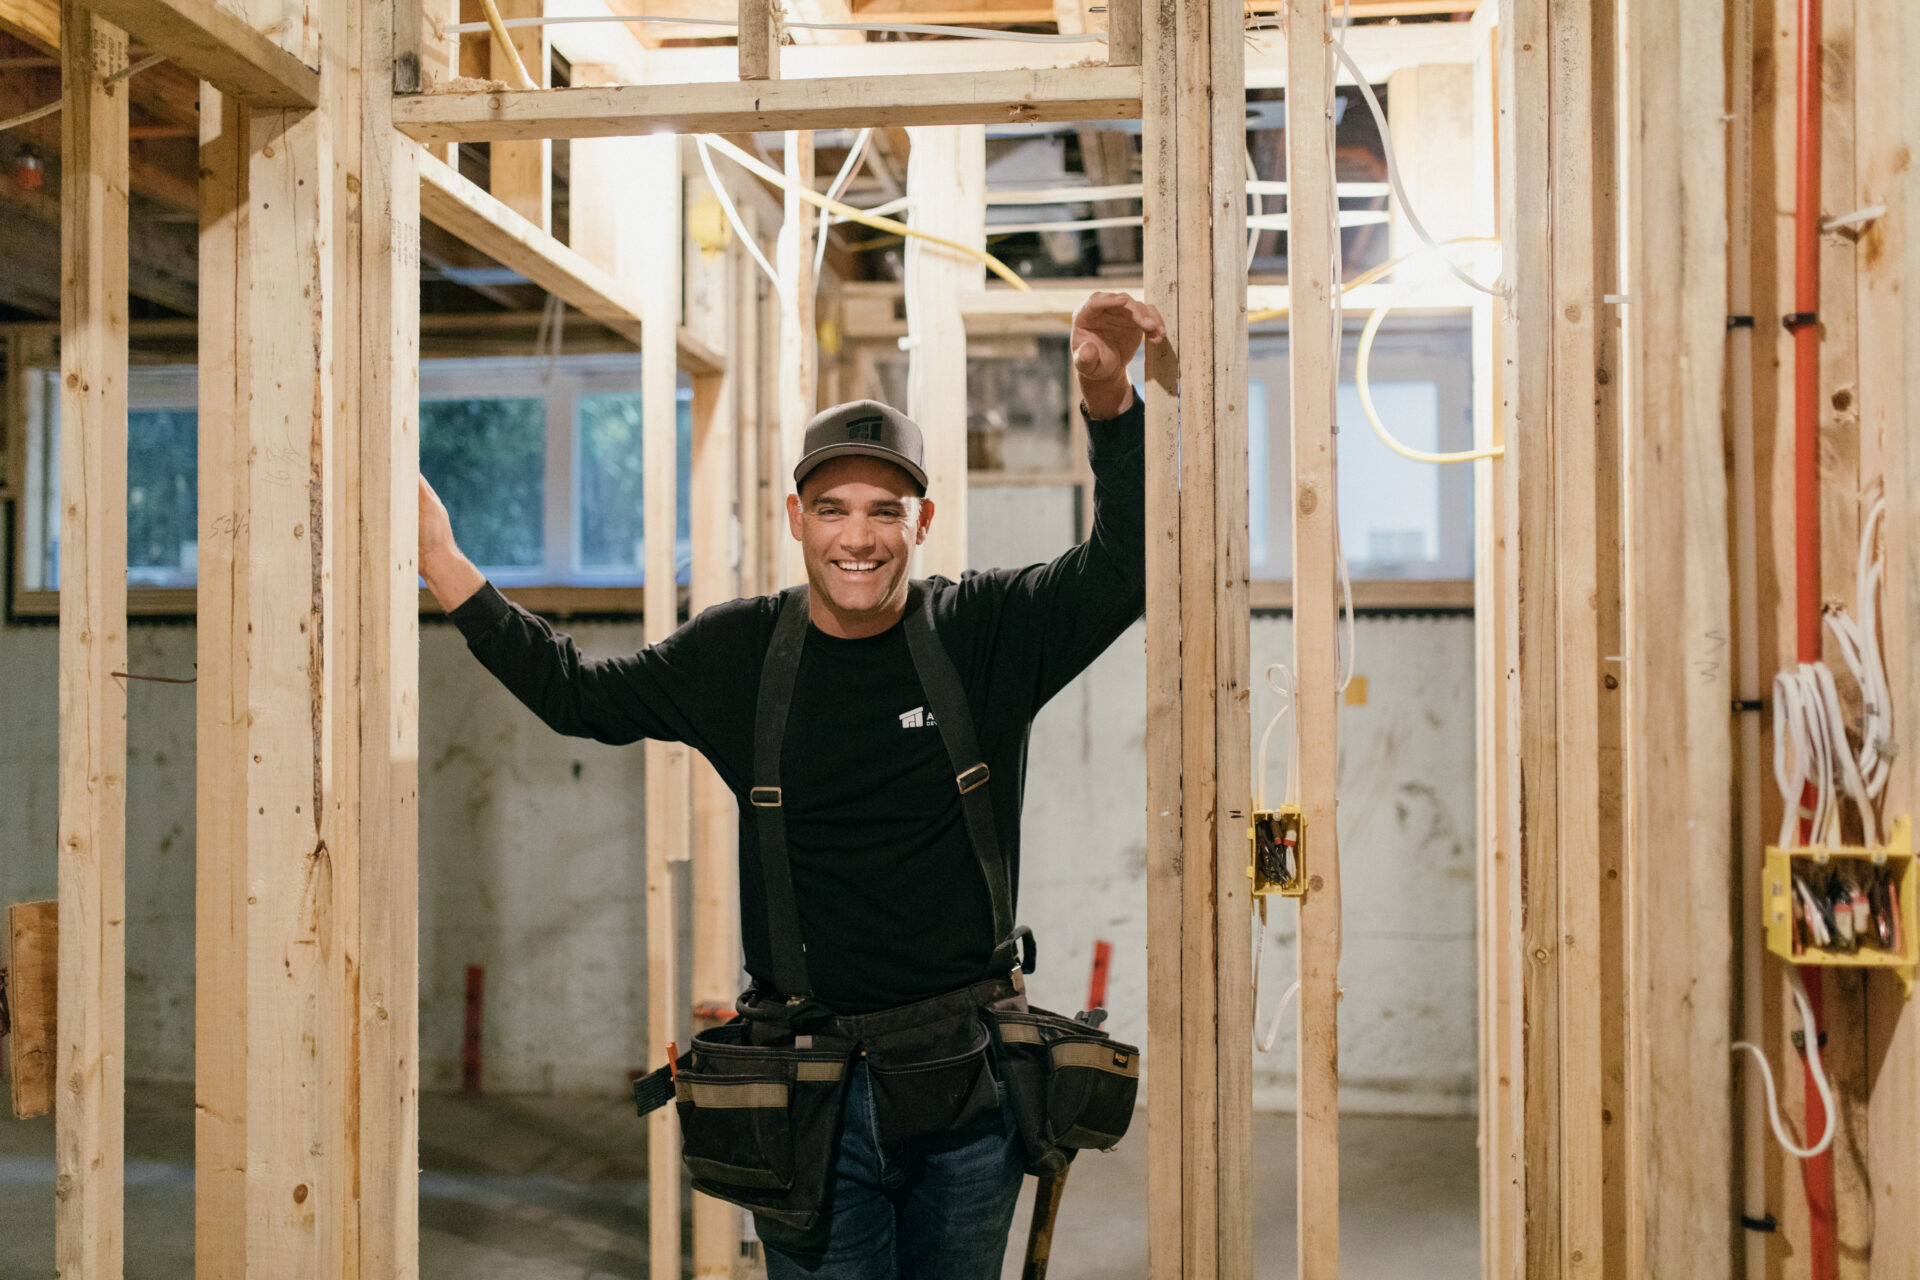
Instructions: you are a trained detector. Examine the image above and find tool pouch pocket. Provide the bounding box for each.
[671,1022,852,1232]
[988,1007,1141,1176]
[863,1010,999,1144]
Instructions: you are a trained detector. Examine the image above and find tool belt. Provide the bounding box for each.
[630,584,1139,1250]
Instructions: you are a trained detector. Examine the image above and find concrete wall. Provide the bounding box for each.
[0,495,1476,1113]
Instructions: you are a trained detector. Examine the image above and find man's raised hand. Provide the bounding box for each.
[1070,291,1168,419]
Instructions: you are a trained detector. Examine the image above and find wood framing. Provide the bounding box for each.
[488,0,551,229]
[7,900,58,1119]
[689,236,744,1279]
[417,152,723,373]
[738,0,779,79]
[1281,3,1337,1277]
[79,0,319,108]
[390,67,1143,142]
[778,131,816,587]
[904,125,984,579]
[1622,0,1733,1274]
[57,8,129,1276]
[1859,3,1920,1275]
[1142,0,1251,1274]
[638,131,688,1280]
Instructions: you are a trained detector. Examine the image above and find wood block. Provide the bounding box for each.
[6,901,58,1119]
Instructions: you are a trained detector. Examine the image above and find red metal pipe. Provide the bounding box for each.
[1791,0,1837,1275]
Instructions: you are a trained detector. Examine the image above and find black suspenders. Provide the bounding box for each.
[749,582,1024,1004]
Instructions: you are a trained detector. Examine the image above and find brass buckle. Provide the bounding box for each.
[750,786,783,807]
[956,764,990,794]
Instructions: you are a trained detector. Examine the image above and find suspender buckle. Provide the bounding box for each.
[957,763,991,795]
[751,786,783,807]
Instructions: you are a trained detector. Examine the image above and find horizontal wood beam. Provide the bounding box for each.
[79,0,319,108]
[418,152,723,372]
[632,20,1473,83]
[392,66,1140,141]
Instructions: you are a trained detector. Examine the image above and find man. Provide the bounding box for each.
[419,291,1165,1278]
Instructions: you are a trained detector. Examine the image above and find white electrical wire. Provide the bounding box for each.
[696,136,785,305]
[451,13,1104,42]
[814,127,874,295]
[1731,968,1837,1160]
[1329,34,1503,300]
[1255,662,1301,813]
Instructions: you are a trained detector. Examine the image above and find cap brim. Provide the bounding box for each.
[793,442,929,493]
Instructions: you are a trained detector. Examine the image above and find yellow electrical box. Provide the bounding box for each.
[1764,814,1916,996]
[1250,806,1306,898]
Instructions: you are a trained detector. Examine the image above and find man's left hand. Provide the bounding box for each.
[1071,292,1168,419]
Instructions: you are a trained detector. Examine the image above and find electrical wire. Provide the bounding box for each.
[451,13,1104,43]
[696,136,785,304]
[1732,968,1837,1159]
[700,134,1032,292]
[0,54,167,135]
[1355,298,1503,464]
[479,0,538,90]
[1330,33,1503,300]
[814,127,873,295]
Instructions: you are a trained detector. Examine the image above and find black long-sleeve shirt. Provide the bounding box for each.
[451,395,1146,1012]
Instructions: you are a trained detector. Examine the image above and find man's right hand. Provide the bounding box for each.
[419,474,486,612]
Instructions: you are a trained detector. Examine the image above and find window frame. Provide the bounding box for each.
[4,329,692,620]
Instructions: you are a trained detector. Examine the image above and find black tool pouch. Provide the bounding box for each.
[987,1005,1141,1176]
[862,1006,1000,1144]
[670,1020,853,1236]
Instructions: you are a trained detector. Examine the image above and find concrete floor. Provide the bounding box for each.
[1,1082,1476,1279]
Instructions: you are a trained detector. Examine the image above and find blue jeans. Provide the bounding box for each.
[760,1060,1027,1280]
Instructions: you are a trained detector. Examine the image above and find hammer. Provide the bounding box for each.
[1021,1166,1071,1280]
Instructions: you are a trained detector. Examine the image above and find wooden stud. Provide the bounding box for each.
[1282,2,1339,1278]
[194,81,249,1280]
[56,8,128,1276]
[339,0,424,1272]
[639,131,687,1280]
[1859,0,1920,1269]
[690,237,743,1280]
[389,67,1144,143]
[6,900,58,1119]
[488,0,550,230]
[739,0,780,80]
[1142,0,1248,1269]
[1107,0,1143,66]
[778,130,816,586]
[79,0,319,107]
[1622,0,1734,1273]
[904,125,984,579]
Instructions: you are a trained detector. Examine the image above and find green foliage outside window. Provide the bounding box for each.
[420,396,546,570]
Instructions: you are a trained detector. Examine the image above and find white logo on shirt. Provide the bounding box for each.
[898,706,939,729]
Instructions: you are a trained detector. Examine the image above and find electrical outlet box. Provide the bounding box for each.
[1250,805,1307,898]
[1764,814,1915,996]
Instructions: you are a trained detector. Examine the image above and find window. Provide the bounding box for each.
[1248,320,1474,584]
[19,353,689,600]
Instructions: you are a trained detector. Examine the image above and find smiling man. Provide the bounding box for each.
[420,291,1164,1279]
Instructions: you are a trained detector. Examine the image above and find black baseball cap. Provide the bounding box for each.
[793,400,929,495]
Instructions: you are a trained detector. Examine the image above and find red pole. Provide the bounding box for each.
[1086,939,1113,1012]
[1790,1,1837,1275]
[463,964,486,1095]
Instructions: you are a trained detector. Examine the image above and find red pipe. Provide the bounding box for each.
[1791,0,1837,1276]
[462,964,486,1095]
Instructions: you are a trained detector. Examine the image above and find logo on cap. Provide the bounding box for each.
[846,416,884,442]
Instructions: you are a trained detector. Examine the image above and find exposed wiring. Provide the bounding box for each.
[696,136,784,304]
[814,127,873,295]
[0,54,167,135]
[1255,662,1301,813]
[1330,35,1502,299]
[478,0,538,90]
[1356,299,1503,463]
[450,13,1104,42]
[1732,968,1837,1159]
[701,134,1031,292]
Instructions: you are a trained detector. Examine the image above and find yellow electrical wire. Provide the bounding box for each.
[1247,235,1503,464]
[701,136,1032,293]
[479,0,539,90]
